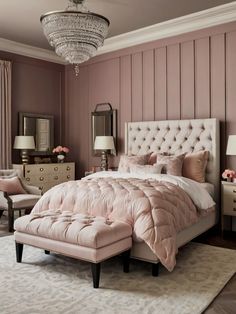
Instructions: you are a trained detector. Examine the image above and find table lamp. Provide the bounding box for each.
[13,136,35,164]
[94,136,115,171]
[226,135,236,156]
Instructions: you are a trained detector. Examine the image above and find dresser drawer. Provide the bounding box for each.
[222,184,236,216]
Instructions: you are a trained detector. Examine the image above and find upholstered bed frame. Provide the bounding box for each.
[125,118,220,264]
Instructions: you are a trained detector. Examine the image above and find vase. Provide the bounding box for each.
[57,154,65,163]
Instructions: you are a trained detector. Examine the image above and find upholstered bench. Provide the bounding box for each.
[14,211,132,288]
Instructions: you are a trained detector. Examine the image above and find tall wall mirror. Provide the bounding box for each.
[19,112,54,155]
[91,103,117,156]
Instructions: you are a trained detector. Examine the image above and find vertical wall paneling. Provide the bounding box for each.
[120,55,132,153]
[167,44,181,120]
[143,50,155,121]
[211,33,226,170]
[195,37,210,118]
[131,52,143,121]
[181,41,195,119]
[226,31,236,170]
[154,47,167,120]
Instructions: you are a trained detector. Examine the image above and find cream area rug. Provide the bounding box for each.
[0,236,235,314]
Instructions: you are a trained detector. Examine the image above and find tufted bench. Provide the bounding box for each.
[14,211,132,288]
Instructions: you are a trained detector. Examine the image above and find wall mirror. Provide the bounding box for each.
[91,103,117,156]
[19,112,54,155]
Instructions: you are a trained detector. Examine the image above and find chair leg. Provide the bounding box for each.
[91,263,101,288]
[122,249,131,273]
[15,242,24,263]
[8,207,14,232]
[152,263,159,277]
[45,250,50,255]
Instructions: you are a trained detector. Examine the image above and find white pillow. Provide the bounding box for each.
[129,164,164,175]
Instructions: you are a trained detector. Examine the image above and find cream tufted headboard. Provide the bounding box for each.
[125,118,220,204]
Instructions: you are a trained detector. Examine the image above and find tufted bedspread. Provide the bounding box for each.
[30,176,204,271]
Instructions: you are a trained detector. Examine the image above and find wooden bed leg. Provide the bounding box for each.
[91,263,101,288]
[122,249,131,273]
[15,242,23,263]
[152,263,159,277]
[44,250,50,255]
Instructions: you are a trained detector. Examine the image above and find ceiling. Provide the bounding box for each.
[0,0,234,50]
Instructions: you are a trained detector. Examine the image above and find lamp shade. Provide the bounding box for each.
[226,135,236,155]
[13,136,35,150]
[94,136,115,150]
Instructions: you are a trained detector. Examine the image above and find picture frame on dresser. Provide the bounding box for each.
[13,163,75,194]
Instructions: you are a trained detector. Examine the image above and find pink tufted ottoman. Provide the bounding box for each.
[14,211,132,288]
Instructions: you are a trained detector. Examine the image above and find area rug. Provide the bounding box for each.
[0,236,235,314]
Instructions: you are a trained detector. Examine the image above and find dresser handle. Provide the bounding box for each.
[40,177,44,181]
[233,208,236,211]
[67,175,70,179]
[54,167,58,171]
[233,200,236,203]
[66,167,70,171]
[54,176,58,180]
[40,168,44,172]
[27,170,30,173]
[233,190,236,193]
[26,177,30,181]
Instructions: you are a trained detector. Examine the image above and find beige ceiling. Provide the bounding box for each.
[0,0,234,50]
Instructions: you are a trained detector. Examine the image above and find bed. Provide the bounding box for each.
[124,118,220,267]
[15,118,220,275]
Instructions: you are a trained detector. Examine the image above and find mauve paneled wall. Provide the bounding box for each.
[0,51,65,163]
[64,22,236,179]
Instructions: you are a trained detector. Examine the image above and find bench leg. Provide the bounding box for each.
[91,263,101,288]
[45,250,50,255]
[152,263,159,277]
[15,242,23,263]
[122,249,131,273]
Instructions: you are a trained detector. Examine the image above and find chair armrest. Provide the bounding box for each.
[24,184,42,196]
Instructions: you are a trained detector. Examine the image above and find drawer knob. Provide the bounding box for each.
[233,200,236,203]
[40,177,44,181]
[233,208,236,211]
[40,168,44,172]
[66,167,71,171]
[27,170,30,173]
[26,177,30,181]
[54,167,58,171]
[54,176,58,180]
[67,175,70,179]
[233,190,236,193]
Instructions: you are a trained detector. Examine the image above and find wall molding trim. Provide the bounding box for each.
[98,1,236,55]
[0,37,66,64]
[1,2,236,63]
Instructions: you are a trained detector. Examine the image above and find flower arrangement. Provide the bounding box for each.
[52,146,70,155]
[222,169,236,182]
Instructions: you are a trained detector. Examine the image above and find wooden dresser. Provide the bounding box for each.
[13,163,75,194]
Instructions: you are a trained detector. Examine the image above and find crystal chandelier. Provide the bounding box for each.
[40,0,110,75]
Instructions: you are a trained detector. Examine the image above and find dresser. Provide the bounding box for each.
[221,181,236,232]
[13,163,75,194]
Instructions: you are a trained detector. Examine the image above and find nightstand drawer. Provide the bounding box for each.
[222,183,236,216]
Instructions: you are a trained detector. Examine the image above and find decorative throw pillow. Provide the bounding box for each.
[0,177,27,195]
[154,153,186,176]
[129,164,164,175]
[148,152,169,165]
[118,154,150,172]
[182,150,209,183]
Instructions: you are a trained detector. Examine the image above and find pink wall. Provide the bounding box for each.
[64,22,236,178]
[0,51,65,163]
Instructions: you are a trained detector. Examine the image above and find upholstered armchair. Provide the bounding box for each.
[0,170,42,232]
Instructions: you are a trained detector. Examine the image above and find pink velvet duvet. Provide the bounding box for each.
[32,176,207,271]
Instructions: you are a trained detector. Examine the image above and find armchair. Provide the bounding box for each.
[0,170,41,232]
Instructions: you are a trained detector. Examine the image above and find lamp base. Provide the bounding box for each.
[100,151,108,171]
[20,149,29,164]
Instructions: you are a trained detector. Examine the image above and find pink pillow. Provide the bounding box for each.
[148,152,169,165]
[155,153,186,176]
[118,154,150,172]
[182,151,209,183]
[0,177,27,195]
[129,164,164,175]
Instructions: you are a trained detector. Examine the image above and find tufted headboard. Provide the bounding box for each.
[125,118,220,203]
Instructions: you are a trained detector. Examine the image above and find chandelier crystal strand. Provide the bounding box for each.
[40,0,110,75]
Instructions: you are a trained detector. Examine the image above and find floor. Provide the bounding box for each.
[1,214,235,313]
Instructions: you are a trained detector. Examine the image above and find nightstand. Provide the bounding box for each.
[221,181,236,233]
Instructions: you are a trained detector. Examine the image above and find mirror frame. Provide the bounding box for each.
[91,103,117,156]
[19,112,54,155]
